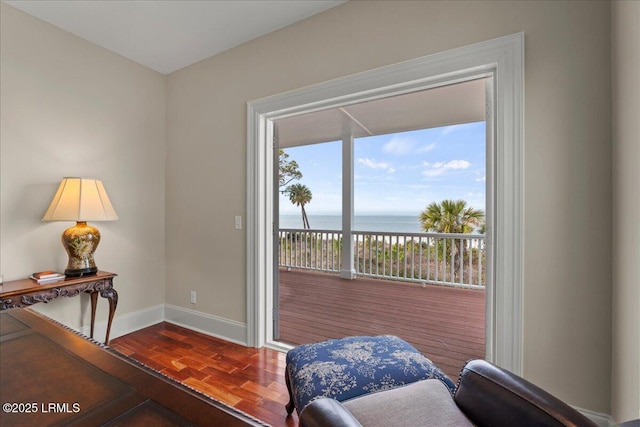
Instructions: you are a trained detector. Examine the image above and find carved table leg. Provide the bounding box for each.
[90,291,98,339]
[102,288,118,345]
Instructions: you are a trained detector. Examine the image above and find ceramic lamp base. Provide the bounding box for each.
[62,222,101,277]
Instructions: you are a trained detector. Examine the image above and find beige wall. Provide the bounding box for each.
[0,4,166,328]
[166,0,613,414]
[612,0,640,423]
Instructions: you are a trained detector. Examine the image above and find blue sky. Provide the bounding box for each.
[279,121,486,215]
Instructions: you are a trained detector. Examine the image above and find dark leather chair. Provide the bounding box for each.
[300,359,597,427]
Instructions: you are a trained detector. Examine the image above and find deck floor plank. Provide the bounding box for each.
[278,269,485,379]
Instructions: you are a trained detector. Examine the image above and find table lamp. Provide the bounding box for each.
[42,178,118,277]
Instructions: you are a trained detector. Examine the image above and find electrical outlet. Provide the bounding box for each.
[234,215,242,230]
[190,291,196,304]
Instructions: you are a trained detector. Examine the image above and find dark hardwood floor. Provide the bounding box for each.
[110,323,297,427]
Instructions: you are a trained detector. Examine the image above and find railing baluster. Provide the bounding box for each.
[318,231,321,270]
[467,238,471,284]
[329,232,332,271]
[299,231,302,268]
[478,239,483,287]
[369,234,373,276]
[380,234,384,276]
[395,235,399,278]
[326,232,330,271]
[335,232,339,272]
[458,237,462,284]
[337,232,341,271]
[324,232,328,270]
[328,232,331,271]
[411,237,415,280]
[327,232,331,271]
[418,236,423,281]
[437,236,440,281]
[287,232,291,267]
[450,239,454,283]
[426,236,430,282]
[391,234,395,278]
[354,233,358,274]
[388,234,393,278]
[376,234,380,276]
[339,232,343,271]
[298,232,301,268]
[470,238,475,285]
[309,231,312,269]
[326,233,336,270]
[402,235,407,279]
[312,231,316,270]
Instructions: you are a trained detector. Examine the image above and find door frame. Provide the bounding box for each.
[247,33,524,373]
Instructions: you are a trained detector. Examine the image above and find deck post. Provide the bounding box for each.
[341,134,356,279]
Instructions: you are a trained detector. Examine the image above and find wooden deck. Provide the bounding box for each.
[277,269,485,379]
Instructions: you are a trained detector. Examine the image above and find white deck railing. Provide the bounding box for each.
[278,229,486,289]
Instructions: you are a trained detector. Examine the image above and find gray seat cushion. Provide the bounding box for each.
[342,379,474,427]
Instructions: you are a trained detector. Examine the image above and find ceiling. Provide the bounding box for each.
[3,0,345,74]
[276,78,488,148]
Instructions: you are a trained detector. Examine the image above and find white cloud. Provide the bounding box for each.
[476,176,486,182]
[444,160,471,169]
[358,158,395,173]
[383,136,415,156]
[416,142,436,153]
[422,159,471,177]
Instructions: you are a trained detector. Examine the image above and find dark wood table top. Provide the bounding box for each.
[0,308,267,426]
[0,271,116,298]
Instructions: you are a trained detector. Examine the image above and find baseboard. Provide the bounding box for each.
[77,303,247,346]
[576,406,616,427]
[164,304,247,346]
[80,304,165,342]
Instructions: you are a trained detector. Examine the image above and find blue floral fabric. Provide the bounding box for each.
[285,335,456,414]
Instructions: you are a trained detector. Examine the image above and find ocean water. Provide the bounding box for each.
[279,214,422,233]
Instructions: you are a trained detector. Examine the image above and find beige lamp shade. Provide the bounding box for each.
[42,178,118,222]
[43,178,118,277]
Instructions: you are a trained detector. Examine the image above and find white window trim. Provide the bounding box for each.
[247,32,524,374]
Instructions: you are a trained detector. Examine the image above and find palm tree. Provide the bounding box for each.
[419,199,484,234]
[419,199,484,278]
[287,183,312,229]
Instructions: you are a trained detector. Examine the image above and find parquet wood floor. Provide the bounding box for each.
[110,323,297,427]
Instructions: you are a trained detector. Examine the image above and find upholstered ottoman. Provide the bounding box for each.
[284,335,456,416]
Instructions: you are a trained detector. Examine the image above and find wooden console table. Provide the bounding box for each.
[0,271,117,344]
